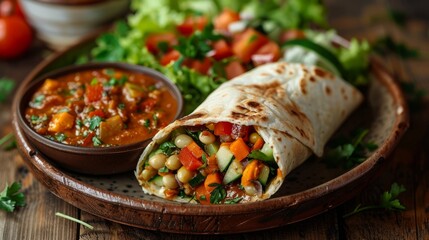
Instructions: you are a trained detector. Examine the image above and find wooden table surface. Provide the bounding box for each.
[1,1,429,239]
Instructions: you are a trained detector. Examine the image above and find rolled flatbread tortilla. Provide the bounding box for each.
[135,62,363,203]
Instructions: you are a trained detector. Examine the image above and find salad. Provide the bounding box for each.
[87,0,371,114]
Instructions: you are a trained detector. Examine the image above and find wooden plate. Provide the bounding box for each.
[11,37,409,234]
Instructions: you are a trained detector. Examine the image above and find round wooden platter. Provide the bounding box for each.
[11,37,409,234]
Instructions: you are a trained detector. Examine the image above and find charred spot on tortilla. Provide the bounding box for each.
[325,86,332,95]
[180,112,206,121]
[231,111,249,119]
[300,78,307,95]
[247,101,261,109]
[309,76,316,82]
[277,137,282,142]
[314,68,333,79]
[295,126,309,140]
[275,65,285,74]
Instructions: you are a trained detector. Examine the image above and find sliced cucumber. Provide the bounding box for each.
[149,175,163,187]
[258,164,271,186]
[216,145,234,172]
[223,159,243,185]
[205,142,220,156]
[282,39,346,78]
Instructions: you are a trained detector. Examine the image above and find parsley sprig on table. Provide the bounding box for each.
[324,128,378,169]
[343,182,406,218]
[0,77,15,103]
[0,182,26,212]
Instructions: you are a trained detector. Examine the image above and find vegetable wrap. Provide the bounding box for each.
[135,62,363,203]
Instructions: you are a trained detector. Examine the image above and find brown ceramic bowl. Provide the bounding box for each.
[15,62,183,175]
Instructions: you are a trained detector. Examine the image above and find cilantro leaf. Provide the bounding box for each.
[159,141,178,155]
[0,182,26,212]
[209,183,226,204]
[92,136,102,146]
[89,116,102,131]
[0,78,15,102]
[324,128,378,168]
[372,36,419,59]
[343,182,406,218]
[188,172,205,187]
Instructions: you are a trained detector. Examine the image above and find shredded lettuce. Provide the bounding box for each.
[338,39,371,86]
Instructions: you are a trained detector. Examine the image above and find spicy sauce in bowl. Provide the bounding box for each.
[16,63,183,175]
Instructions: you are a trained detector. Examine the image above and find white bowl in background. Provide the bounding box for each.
[19,0,130,50]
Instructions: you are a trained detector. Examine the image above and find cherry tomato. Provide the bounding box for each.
[145,32,177,55]
[0,0,32,59]
[159,50,181,66]
[189,58,212,75]
[224,60,245,80]
[279,29,306,43]
[211,40,233,61]
[251,41,281,66]
[214,9,240,31]
[232,28,269,63]
[177,16,207,36]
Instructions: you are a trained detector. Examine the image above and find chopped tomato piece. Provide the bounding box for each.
[141,98,157,112]
[179,146,203,171]
[85,84,103,102]
[279,29,306,43]
[225,60,246,79]
[230,137,250,161]
[189,58,212,75]
[145,33,177,54]
[187,141,204,159]
[214,9,240,31]
[204,172,222,193]
[232,28,269,63]
[211,40,233,60]
[251,41,281,66]
[231,124,250,140]
[88,109,105,118]
[214,122,233,136]
[177,16,207,36]
[82,132,95,147]
[160,50,181,66]
[195,184,211,205]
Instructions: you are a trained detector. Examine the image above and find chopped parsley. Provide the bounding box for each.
[0,182,25,212]
[188,173,205,187]
[225,197,242,204]
[31,94,45,107]
[159,141,178,155]
[55,133,67,142]
[343,182,406,218]
[92,136,102,146]
[209,183,226,204]
[0,78,15,102]
[88,116,102,131]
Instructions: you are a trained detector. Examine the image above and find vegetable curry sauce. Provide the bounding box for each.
[25,67,178,147]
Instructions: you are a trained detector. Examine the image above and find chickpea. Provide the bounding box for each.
[148,153,167,170]
[140,168,157,181]
[249,132,261,144]
[244,185,257,196]
[165,154,182,170]
[163,174,179,189]
[174,134,193,148]
[199,131,215,145]
[176,166,195,183]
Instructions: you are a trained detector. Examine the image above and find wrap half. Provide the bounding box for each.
[135,62,363,203]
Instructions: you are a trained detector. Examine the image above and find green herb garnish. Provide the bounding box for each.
[55,212,94,229]
[209,183,226,204]
[0,182,25,212]
[159,141,178,155]
[55,133,67,142]
[89,116,102,131]
[343,182,406,218]
[31,94,45,108]
[92,136,102,146]
[0,133,16,151]
[0,77,15,102]
[372,36,419,59]
[225,197,242,204]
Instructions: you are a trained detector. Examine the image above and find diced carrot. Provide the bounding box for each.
[205,155,219,174]
[195,184,211,205]
[252,137,264,151]
[48,112,75,133]
[241,160,261,186]
[187,141,204,159]
[229,137,250,161]
[204,172,222,193]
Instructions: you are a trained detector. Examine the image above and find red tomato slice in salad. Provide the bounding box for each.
[160,50,181,66]
[225,60,246,79]
[251,41,281,66]
[177,16,207,36]
[232,28,269,63]
[214,9,240,31]
[211,40,233,61]
[145,33,177,54]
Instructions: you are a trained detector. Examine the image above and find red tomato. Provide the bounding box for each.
[178,146,203,171]
[214,122,233,136]
[211,40,233,60]
[141,98,157,112]
[214,9,240,31]
[177,16,207,36]
[189,58,212,74]
[279,29,306,43]
[231,124,250,141]
[88,109,105,118]
[0,1,32,59]
[82,132,95,147]
[85,84,103,102]
[251,41,281,66]
[145,32,177,54]
[224,60,245,79]
[160,50,181,66]
[232,28,269,63]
